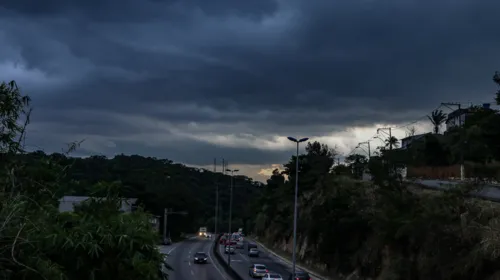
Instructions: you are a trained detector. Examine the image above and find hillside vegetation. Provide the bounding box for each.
[249,72,500,279]
[0,80,260,279]
[19,151,263,237]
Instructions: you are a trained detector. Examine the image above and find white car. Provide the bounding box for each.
[262,273,283,280]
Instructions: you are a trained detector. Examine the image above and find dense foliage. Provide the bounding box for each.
[249,72,500,279]
[15,152,263,237]
[0,81,173,279]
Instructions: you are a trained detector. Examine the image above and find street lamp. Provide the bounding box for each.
[225,168,239,266]
[286,136,309,280]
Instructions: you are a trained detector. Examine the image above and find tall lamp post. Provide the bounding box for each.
[286,136,309,280]
[225,168,239,267]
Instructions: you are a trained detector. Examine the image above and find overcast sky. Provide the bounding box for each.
[1,0,499,181]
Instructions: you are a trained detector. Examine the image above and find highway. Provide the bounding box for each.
[160,236,230,280]
[413,179,500,202]
[218,240,292,280]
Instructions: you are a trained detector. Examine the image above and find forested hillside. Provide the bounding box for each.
[16,151,264,237]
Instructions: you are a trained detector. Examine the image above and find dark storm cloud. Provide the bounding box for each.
[2,0,500,167]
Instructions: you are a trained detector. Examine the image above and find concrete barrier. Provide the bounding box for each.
[213,234,244,280]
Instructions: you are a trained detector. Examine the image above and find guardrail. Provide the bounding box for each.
[411,179,500,203]
[213,234,244,280]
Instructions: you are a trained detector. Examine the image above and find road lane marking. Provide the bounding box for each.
[190,270,195,276]
[238,251,250,262]
[166,246,177,255]
[188,262,191,266]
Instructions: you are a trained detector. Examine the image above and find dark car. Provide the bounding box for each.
[163,237,172,245]
[287,271,311,280]
[193,252,208,264]
[247,242,258,251]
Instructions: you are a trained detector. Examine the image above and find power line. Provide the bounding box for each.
[392,104,443,130]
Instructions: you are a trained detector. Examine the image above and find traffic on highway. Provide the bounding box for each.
[157,230,315,280]
[218,233,313,280]
[159,234,229,280]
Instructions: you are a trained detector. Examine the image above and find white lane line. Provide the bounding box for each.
[238,251,250,263]
[167,245,178,255]
[191,270,195,276]
[188,262,191,266]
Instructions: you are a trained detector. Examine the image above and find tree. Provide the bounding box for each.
[345,153,368,179]
[385,136,399,149]
[494,71,500,105]
[0,80,171,280]
[427,109,447,134]
[405,126,417,137]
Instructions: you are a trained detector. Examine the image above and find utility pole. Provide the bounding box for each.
[214,158,218,237]
[225,168,239,267]
[377,127,393,150]
[441,102,465,180]
[359,141,371,158]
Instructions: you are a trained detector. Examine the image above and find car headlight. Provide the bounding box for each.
[204,258,207,260]
[195,258,198,260]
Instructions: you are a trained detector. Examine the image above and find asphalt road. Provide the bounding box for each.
[218,240,292,280]
[413,179,500,202]
[161,237,229,280]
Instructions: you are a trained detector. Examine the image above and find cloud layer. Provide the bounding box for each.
[1,0,500,179]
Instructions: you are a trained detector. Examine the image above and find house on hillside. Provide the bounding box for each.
[445,108,470,131]
[58,196,137,213]
[401,133,432,149]
[444,103,494,132]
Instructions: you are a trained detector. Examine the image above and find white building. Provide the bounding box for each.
[58,196,137,213]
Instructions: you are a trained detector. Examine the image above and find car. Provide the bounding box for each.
[193,252,208,264]
[219,238,226,244]
[224,246,235,254]
[287,271,312,280]
[247,242,258,251]
[263,273,283,280]
[236,241,244,249]
[248,248,260,257]
[163,237,172,245]
[249,264,268,278]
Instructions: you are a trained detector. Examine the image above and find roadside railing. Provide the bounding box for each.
[213,234,244,280]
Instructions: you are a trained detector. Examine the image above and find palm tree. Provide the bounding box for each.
[385,136,399,149]
[427,109,447,134]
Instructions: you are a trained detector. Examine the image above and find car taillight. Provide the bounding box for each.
[266,270,269,273]
[295,278,300,280]
[253,269,256,272]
